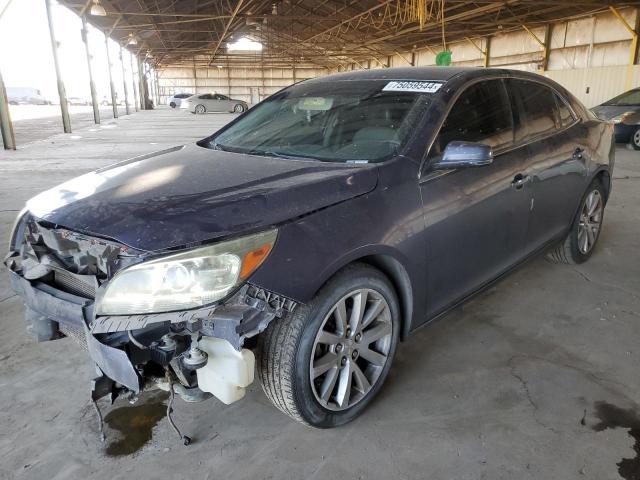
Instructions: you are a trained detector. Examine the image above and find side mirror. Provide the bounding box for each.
[433,141,493,169]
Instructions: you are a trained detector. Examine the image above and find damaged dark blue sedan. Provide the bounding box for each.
[5,67,614,432]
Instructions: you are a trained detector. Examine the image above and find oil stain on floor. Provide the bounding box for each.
[592,401,640,480]
[103,391,169,457]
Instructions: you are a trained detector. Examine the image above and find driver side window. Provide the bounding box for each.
[431,79,514,157]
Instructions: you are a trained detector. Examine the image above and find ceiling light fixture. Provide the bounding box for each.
[127,33,138,45]
[90,0,107,16]
[227,37,263,52]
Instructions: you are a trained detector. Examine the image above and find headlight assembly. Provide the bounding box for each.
[96,229,277,316]
[8,207,28,250]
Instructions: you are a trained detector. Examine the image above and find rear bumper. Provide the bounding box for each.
[9,271,140,392]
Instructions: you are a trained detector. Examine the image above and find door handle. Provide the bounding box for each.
[573,147,584,159]
[511,173,529,190]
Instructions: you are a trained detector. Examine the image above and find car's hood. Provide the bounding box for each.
[591,104,640,120]
[26,144,378,251]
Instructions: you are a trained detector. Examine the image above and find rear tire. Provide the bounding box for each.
[256,263,400,428]
[169,102,176,108]
[547,180,605,264]
[631,127,640,150]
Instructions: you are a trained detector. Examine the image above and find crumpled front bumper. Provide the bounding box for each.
[9,267,297,397]
[9,271,140,392]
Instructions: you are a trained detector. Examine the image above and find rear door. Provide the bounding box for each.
[507,79,588,252]
[420,79,533,318]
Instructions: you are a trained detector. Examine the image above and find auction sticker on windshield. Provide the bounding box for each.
[382,81,443,93]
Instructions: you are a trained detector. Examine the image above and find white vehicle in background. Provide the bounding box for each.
[6,87,50,105]
[181,93,248,114]
[67,96,91,106]
[167,93,194,108]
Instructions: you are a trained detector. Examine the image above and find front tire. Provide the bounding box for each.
[256,264,400,428]
[169,102,176,108]
[233,104,245,113]
[547,180,605,264]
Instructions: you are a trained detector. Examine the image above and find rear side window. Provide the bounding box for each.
[511,80,560,139]
[555,93,576,126]
[433,79,514,155]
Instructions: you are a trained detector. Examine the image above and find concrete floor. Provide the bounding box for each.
[0,108,639,480]
[8,105,130,145]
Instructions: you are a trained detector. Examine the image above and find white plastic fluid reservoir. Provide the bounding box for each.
[196,337,255,405]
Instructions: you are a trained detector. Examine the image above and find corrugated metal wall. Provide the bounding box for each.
[157,60,326,104]
[545,65,640,108]
[158,7,639,107]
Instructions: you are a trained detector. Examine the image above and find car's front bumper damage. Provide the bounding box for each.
[5,215,296,406]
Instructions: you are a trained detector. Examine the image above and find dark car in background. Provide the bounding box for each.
[591,87,640,149]
[6,67,614,433]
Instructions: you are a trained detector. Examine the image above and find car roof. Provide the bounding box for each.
[303,66,551,85]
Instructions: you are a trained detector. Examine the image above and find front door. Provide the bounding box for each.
[419,79,533,318]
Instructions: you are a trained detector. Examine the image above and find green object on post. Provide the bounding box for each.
[436,51,452,66]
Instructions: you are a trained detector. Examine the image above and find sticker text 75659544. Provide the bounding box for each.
[382,81,443,93]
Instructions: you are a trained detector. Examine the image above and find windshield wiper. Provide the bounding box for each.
[208,140,229,151]
[248,149,326,162]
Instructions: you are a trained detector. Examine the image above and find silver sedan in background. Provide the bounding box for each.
[181,93,249,114]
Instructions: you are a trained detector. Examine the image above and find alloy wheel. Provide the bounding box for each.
[234,104,244,113]
[309,288,393,411]
[577,189,603,254]
[633,128,640,148]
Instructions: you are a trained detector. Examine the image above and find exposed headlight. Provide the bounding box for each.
[611,111,635,124]
[96,229,277,315]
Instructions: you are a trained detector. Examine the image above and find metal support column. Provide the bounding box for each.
[465,37,489,68]
[119,46,130,115]
[130,53,139,112]
[484,36,491,68]
[81,16,100,124]
[0,68,16,150]
[138,57,147,110]
[104,35,118,118]
[523,24,548,72]
[148,67,154,106]
[155,70,161,105]
[45,0,71,133]
[610,6,639,90]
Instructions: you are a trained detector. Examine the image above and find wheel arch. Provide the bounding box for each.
[593,168,611,203]
[358,254,414,341]
[309,248,415,342]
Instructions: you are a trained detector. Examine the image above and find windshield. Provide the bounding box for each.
[603,89,640,106]
[206,80,435,163]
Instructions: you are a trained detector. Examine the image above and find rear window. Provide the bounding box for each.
[603,89,640,106]
[555,93,576,126]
